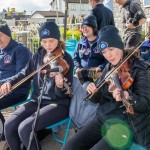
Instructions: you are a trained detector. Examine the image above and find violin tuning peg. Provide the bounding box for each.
[120,105,124,108]
[123,111,127,114]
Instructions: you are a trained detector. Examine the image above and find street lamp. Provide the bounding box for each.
[56,0,59,24]
[80,0,81,17]
[64,0,69,41]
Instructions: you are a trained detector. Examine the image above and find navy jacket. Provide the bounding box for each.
[74,36,107,70]
[0,39,32,95]
[4,47,74,105]
[90,4,115,30]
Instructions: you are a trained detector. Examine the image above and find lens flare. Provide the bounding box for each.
[102,118,133,149]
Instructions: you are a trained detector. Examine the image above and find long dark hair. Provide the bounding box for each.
[123,47,140,64]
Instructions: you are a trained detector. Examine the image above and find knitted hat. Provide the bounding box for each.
[39,22,60,41]
[82,15,97,29]
[0,23,11,37]
[98,25,124,52]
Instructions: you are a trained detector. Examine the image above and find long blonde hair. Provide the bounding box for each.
[59,39,66,50]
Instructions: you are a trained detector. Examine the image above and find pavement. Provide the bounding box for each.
[41,128,74,150]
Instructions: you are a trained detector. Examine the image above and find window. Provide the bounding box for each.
[143,0,150,7]
[70,4,76,10]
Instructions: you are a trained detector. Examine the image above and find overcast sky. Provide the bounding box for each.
[0,0,52,14]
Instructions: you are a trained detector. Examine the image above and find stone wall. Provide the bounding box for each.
[113,0,150,36]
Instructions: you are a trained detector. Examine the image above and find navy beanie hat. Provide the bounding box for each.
[98,25,124,52]
[39,22,60,41]
[82,15,97,29]
[0,23,11,37]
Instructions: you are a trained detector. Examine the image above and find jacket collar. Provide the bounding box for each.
[3,38,17,53]
[79,36,99,47]
[122,0,131,8]
[95,3,104,7]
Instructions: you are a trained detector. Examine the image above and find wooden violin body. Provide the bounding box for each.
[105,61,135,115]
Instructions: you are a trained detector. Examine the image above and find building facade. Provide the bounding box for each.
[50,0,90,17]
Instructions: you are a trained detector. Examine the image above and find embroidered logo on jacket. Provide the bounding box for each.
[4,55,11,64]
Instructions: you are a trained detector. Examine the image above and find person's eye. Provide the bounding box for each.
[109,48,114,51]
[101,51,105,54]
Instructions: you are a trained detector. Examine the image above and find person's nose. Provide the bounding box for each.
[105,51,112,59]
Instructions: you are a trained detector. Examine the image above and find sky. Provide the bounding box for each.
[0,0,53,15]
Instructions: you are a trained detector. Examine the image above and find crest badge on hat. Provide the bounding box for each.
[99,41,108,50]
[83,20,89,25]
[42,29,50,36]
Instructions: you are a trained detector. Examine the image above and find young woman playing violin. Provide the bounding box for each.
[62,26,150,150]
[0,22,74,150]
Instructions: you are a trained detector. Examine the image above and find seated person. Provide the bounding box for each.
[62,25,150,150]
[74,15,107,86]
[0,21,74,150]
[0,23,32,110]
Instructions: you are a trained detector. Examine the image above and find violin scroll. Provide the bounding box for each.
[106,72,135,115]
[121,97,135,115]
[63,78,73,97]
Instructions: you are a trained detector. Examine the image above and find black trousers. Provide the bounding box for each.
[0,91,28,110]
[62,118,115,150]
[4,101,69,150]
[62,117,139,150]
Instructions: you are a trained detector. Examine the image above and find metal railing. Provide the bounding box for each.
[10,23,81,53]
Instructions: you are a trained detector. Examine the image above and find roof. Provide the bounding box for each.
[32,11,65,17]
[68,0,88,3]
[50,0,88,5]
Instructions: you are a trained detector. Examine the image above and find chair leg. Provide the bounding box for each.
[52,118,71,145]
[63,118,71,144]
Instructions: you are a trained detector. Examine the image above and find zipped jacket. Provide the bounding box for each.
[0,39,32,95]
[74,36,107,70]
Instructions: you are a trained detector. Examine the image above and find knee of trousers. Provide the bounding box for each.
[4,117,17,136]
[18,120,32,141]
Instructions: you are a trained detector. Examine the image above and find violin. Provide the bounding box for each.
[106,61,133,91]
[43,47,69,76]
[105,61,135,115]
[43,47,73,97]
